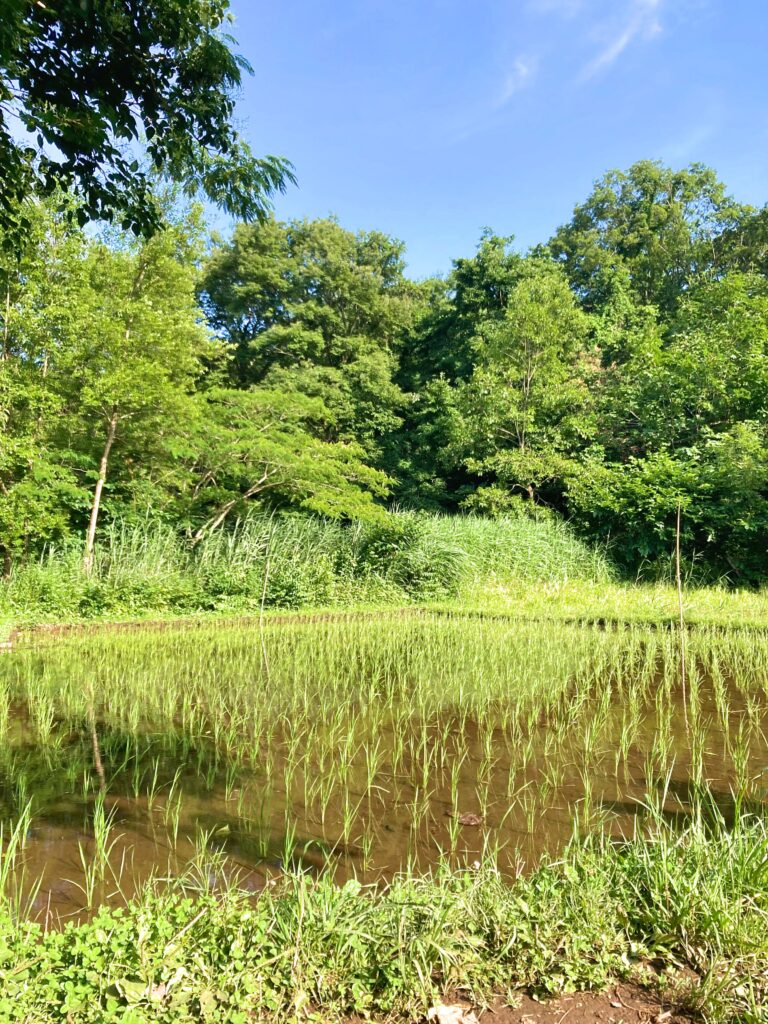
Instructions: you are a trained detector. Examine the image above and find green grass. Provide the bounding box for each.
[3,509,767,632]
[0,808,766,1023]
[0,510,616,628]
[452,577,768,628]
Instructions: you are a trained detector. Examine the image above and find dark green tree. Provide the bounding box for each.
[392,233,527,506]
[399,233,524,389]
[571,273,768,579]
[0,0,294,246]
[203,217,416,464]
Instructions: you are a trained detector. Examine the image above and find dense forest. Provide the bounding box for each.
[2,160,768,584]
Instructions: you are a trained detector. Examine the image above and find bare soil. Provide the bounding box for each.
[478,983,695,1024]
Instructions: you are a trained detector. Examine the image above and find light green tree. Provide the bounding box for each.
[549,161,750,314]
[571,273,768,578]
[0,201,88,574]
[457,261,593,506]
[52,217,215,570]
[187,387,390,542]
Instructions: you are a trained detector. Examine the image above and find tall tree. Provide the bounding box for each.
[0,200,87,574]
[203,217,416,463]
[570,273,768,578]
[456,260,593,508]
[51,216,214,570]
[392,233,526,507]
[549,161,750,315]
[399,233,524,389]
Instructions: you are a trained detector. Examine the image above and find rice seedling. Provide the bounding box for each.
[0,803,33,897]
[0,610,764,927]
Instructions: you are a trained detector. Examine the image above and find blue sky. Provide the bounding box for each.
[227,0,767,279]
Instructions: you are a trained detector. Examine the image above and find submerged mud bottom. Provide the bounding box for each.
[1,615,767,923]
[6,679,767,924]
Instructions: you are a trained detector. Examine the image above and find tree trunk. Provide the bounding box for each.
[81,256,147,574]
[2,282,9,361]
[83,410,119,573]
[190,472,271,545]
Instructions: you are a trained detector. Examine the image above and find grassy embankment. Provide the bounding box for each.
[2,510,767,634]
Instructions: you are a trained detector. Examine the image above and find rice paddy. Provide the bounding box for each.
[1,610,767,927]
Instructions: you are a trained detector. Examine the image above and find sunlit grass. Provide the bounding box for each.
[453,576,768,627]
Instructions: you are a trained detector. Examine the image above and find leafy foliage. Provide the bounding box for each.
[0,0,294,245]
[2,158,768,583]
[548,160,749,314]
[202,217,416,463]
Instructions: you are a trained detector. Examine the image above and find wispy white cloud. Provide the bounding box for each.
[444,55,539,145]
[497,55,539,105]
[580,0,663,80]
[659,113,721,163]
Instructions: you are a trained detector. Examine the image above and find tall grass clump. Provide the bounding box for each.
[413,511,615,585]
[0,509,613,622]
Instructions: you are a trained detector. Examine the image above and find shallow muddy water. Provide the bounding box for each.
[1,613,767,922]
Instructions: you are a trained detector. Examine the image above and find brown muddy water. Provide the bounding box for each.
[1,613,767,924]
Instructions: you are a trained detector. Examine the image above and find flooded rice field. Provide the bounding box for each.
[1,612,767,924]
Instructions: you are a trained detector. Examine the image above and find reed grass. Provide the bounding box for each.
[3,510,766,634]
[0,510,615,625]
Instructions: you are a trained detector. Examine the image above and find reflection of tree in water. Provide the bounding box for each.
[600,777,766,834]
[0,717,224,826]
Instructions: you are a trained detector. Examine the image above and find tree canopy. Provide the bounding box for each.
[2,159,768,584]
[548,160,749,315]
[0,0,294,246]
